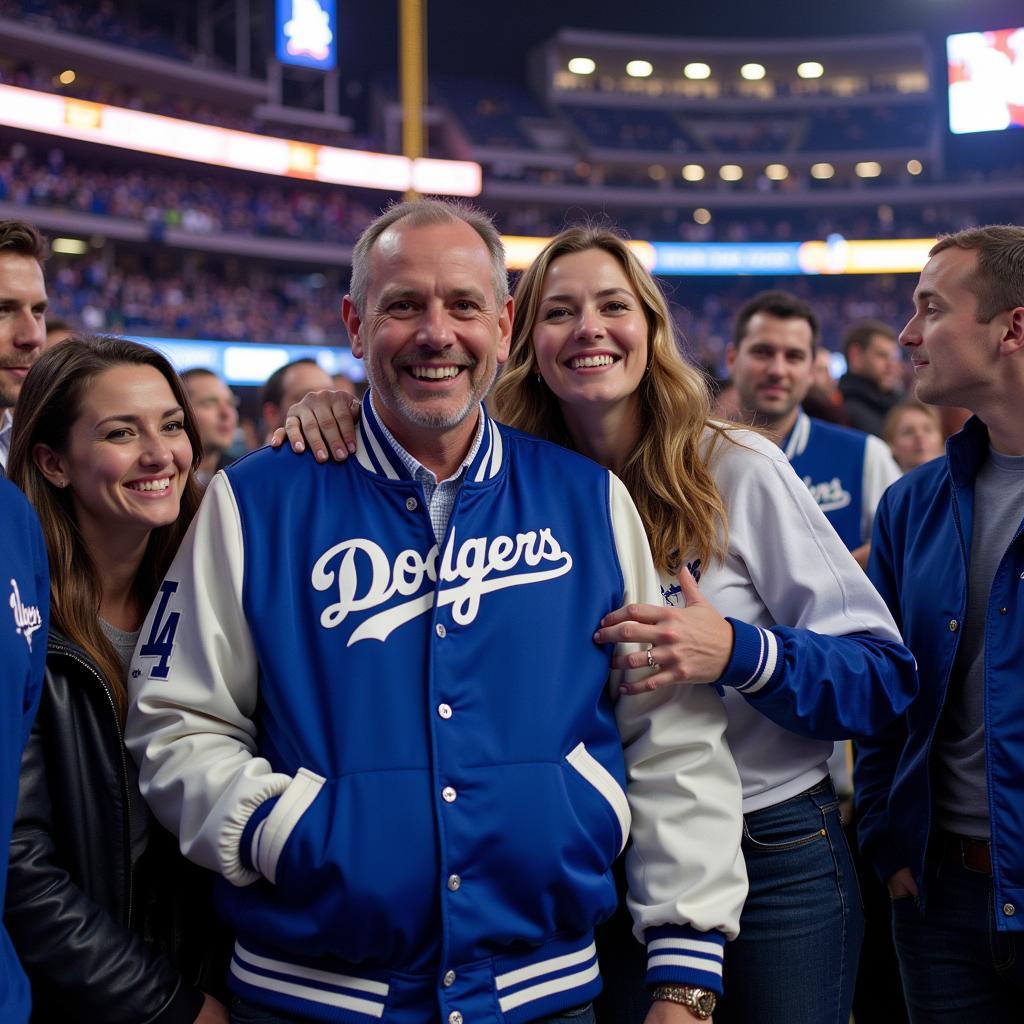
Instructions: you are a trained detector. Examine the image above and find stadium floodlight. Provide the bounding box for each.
[682,164,706,181]
[810,162,835,179]
[797,61,824,79]
[693,208,712,225]
[855,161,882,178]
[906,159,923,175]
[765,163,789,181]
[684,62,712,80]
[567,57,596,75]
[719,164,744,181]
[740,63,766,81]
[51,237,88,255]
[58,69,76,85]
[626,60,654,78]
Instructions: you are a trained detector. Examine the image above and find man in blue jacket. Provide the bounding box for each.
[0,479,49,1022]
[128,200,746,1024]
[857,225,1024,1019]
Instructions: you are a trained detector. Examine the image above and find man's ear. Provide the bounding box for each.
[496,295,514,365]
[724,343,737,375]
[342,295,364,358]
[998,306,1024,357]
[33,443,69,489]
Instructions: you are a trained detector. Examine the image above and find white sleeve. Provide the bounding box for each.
[861,435,902,542]
[607,474,747,944]
[126,471,292,886]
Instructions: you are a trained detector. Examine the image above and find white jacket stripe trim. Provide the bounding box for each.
[474,420,493,482]
[741,629,779,694]
[497,961,600,1012]
[494,941,597,990]
[784,410,810,460]
[253,768,326,883]
[362,422,400,480]
[565,743,631,855]
[488,422,503,479]
[234,942,389,995]
[647,954,724,976]
[737,629,766,691]
[647,937,723,958]
[230,962,385,1017]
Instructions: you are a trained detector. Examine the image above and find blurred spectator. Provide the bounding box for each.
[883,399,945,473]
[181,367,240,485]
[838,319,903,436]
[260,358,333,436]
[44,317,74,346]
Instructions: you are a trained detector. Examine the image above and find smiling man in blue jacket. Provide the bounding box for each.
[857,225,1024,1019]
[127,200,746,1024]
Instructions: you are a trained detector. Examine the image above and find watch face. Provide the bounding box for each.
[696,991,716,1015]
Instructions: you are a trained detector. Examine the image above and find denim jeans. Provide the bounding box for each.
[892,847,1024,1021]
[716,777,864,1024]
[230,995,594,1024]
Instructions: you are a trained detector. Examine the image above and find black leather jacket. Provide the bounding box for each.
[3,632,228,1023]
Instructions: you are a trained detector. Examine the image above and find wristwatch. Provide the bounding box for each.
[650,984,717,1019]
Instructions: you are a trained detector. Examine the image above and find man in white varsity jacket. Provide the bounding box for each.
[726,290,900,568]
[126,201,746,1024]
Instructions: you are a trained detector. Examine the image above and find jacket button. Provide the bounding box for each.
[1005,903,1016,917]
[436,623,447,639]
[449,1012,463,1024]
[443,969,457,986]
[447,873,462,891]
[442,786,457,803]
[406,497,418,511]
[438,703,453,719]
[949,619,959,632]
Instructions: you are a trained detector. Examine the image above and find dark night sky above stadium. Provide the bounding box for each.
[343,0,1024,84]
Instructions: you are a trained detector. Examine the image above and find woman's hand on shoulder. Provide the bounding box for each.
[595,566,734,695]
[269,389,361,462]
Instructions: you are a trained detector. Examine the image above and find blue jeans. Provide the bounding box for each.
[716,777,864,1024]
[230,995,594,1024]
[892,847,1024,1021]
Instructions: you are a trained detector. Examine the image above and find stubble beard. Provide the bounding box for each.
[368,360,497,432]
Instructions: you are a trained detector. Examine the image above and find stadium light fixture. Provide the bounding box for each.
[684,62,712,80]
[719,164,743,181]
[693,208,712,225]
[682,164,705,181]
[797,62,824,79]
[626,60,654,78]
[51,237,88,255]
[567,57,596,75]
[810,162,835,179]
[906,159,923,175]
[765,163,789,181]
[740,63,766,81]
[855,161,882,178]
[58,69,76,85]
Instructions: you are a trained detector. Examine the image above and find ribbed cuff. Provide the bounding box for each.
[239,795,279,874]
[719,618,783,696]
[645,924,726,994]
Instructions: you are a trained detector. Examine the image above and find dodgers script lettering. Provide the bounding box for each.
[312,527,574,645]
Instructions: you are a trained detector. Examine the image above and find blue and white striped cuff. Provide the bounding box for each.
[645,926,726,994]
[721,618,782,695]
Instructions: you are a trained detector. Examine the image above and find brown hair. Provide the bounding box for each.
[929,225,1024,322]
[733,290,819,352]
[492,225,734,571]
[8,335,203,720]
[841,318,897,358]
[0,219,47,264]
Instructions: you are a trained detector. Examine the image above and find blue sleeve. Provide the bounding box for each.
[854,492,911,883]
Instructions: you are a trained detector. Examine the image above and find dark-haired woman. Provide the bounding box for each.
[6,335,228,1023]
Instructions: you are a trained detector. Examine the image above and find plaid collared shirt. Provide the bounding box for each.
[369,394,486,542]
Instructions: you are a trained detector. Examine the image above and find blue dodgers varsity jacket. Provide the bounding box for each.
[782,410,899,550]
[0,480,48,1024]
[857,417,1024,929]
[128,398,746,1024]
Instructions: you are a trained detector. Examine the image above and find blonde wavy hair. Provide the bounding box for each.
[492,226,735,571]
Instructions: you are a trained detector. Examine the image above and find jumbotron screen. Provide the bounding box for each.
[947,27,1024,134]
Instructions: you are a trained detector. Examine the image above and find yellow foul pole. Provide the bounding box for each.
[400,0,425,202]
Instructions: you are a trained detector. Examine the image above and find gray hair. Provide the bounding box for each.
[348,199,508,315]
